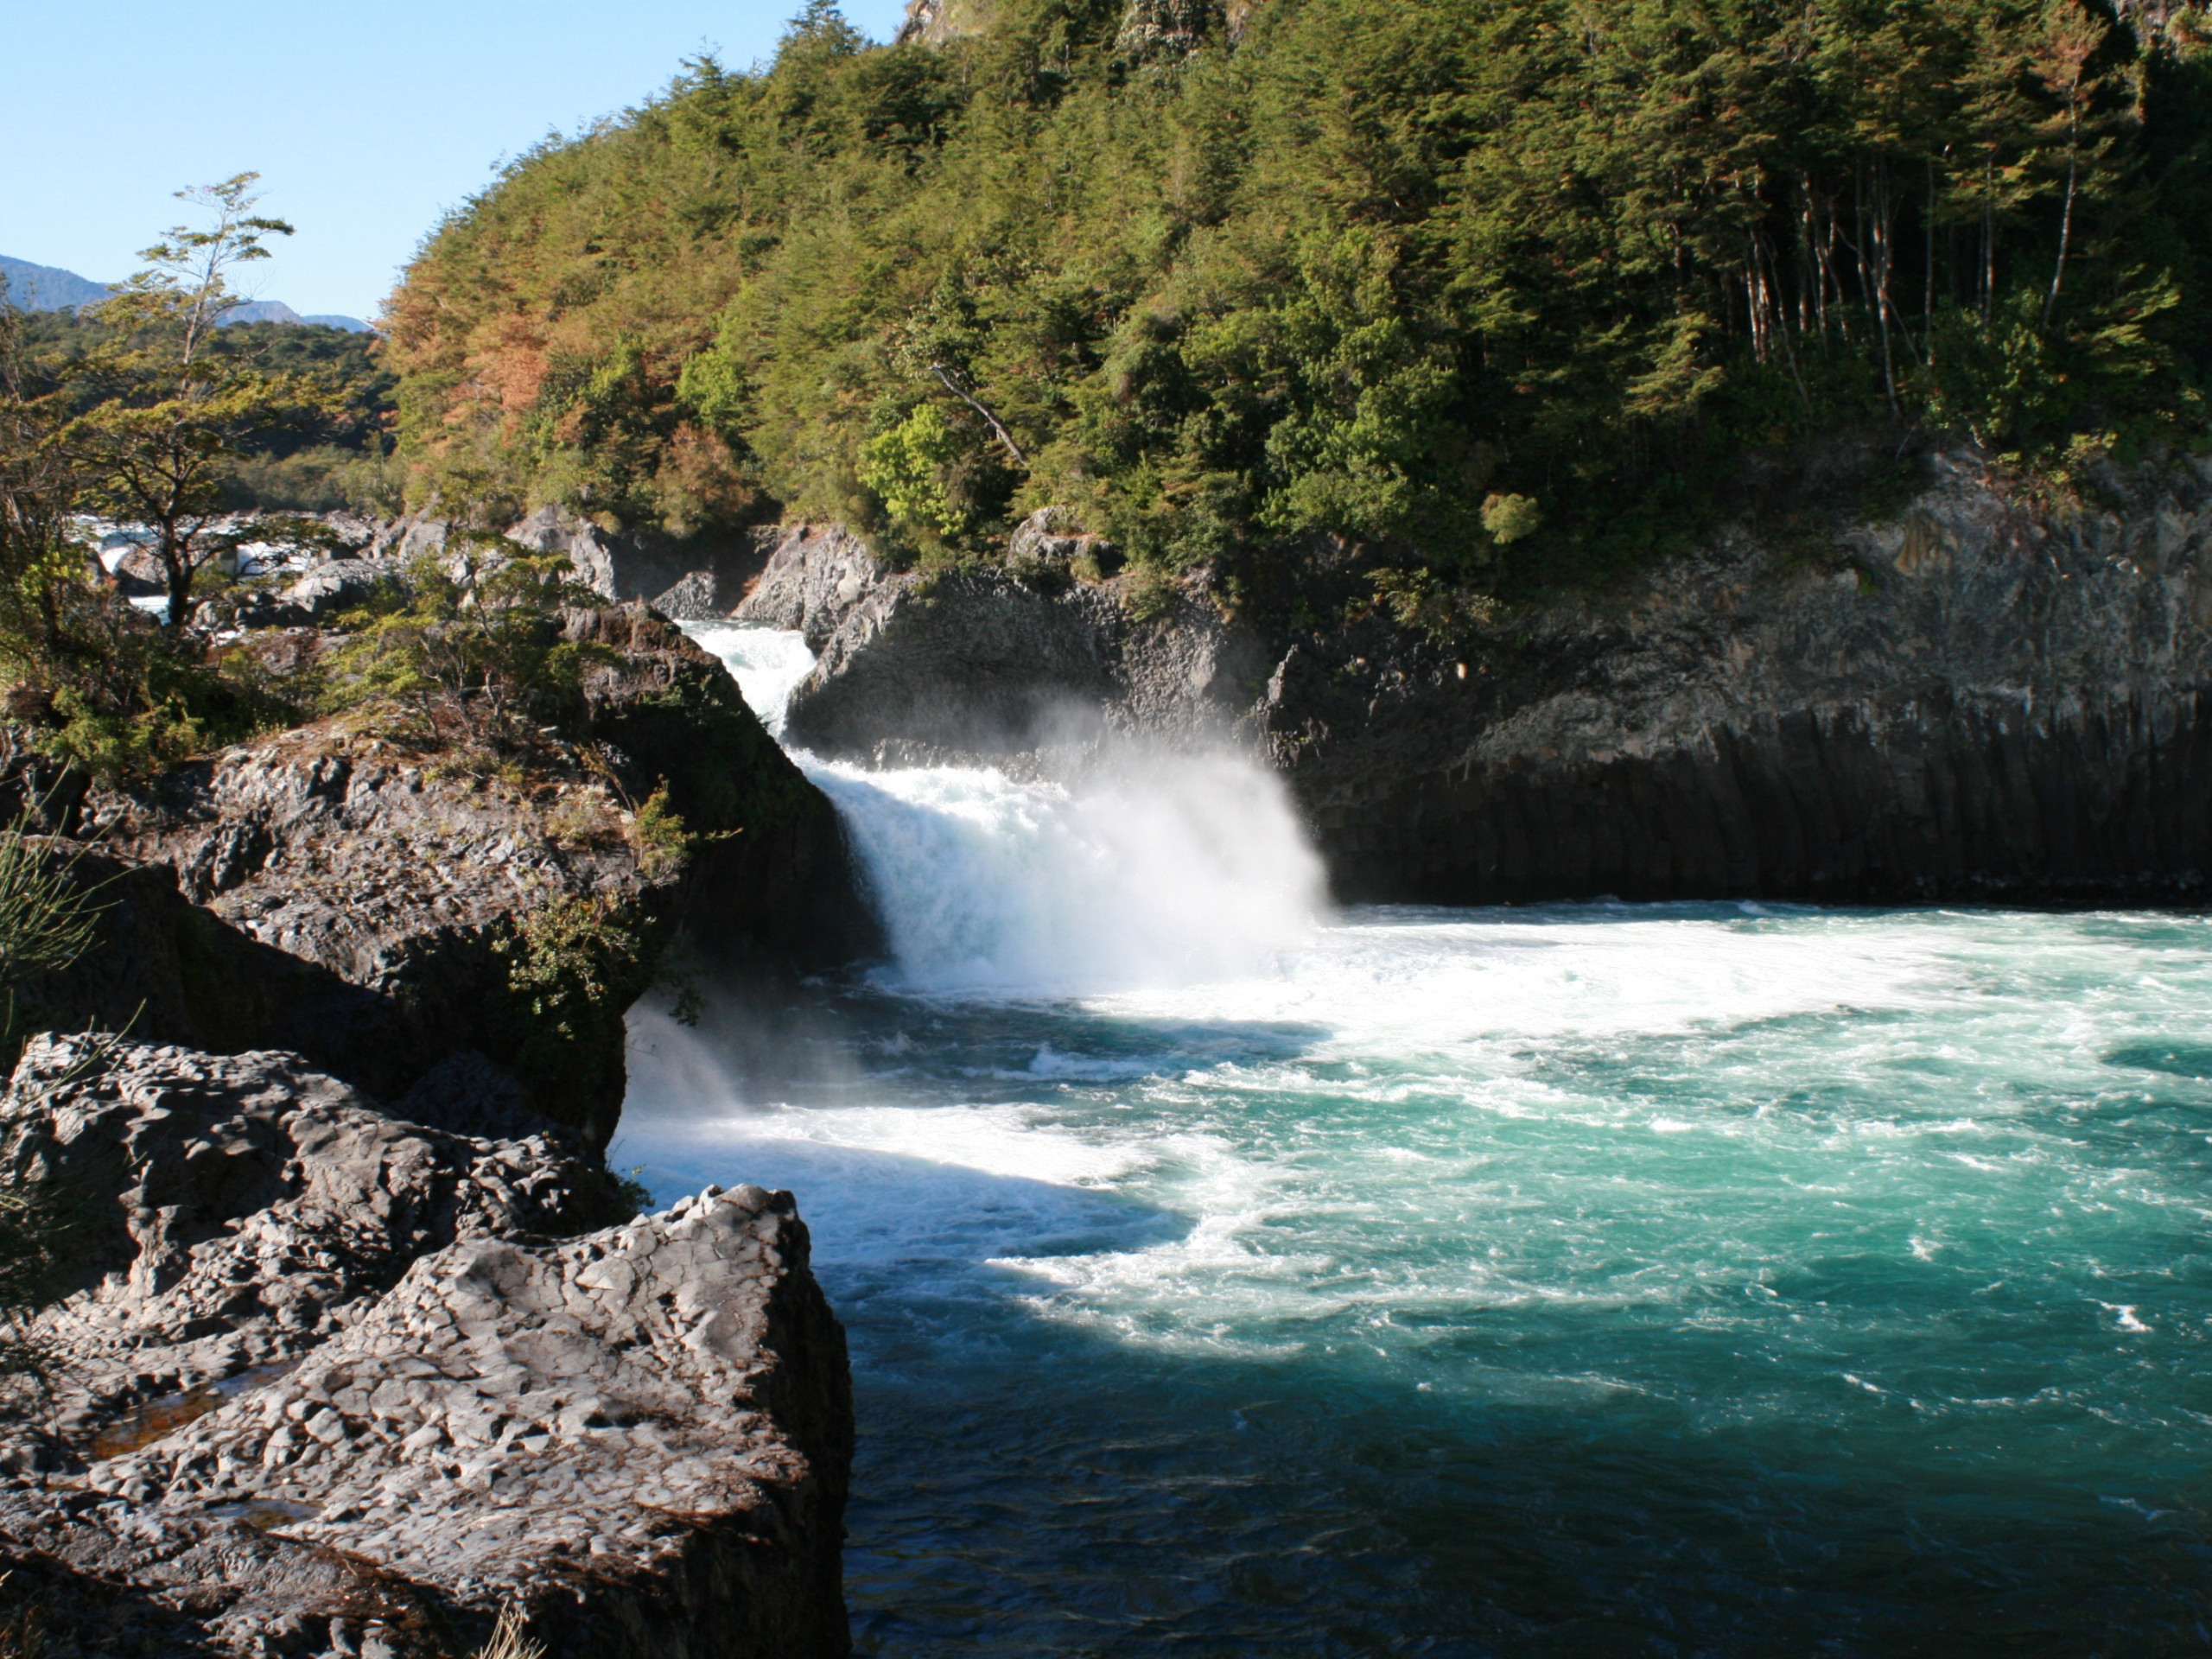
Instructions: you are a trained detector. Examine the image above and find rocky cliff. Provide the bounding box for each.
[0,535,879,1651]
[6,603,876,1148]
[728,448,2212,906]
[737,518,1265,764]
[893,0,1262,54]
[0,1038,851,1657]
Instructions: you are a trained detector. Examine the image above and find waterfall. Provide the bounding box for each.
[684,622,817,740]
[690,625,1327,995]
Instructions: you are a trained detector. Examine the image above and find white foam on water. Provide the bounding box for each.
[1084,910,1959,1052]
[657,620,2212,1457]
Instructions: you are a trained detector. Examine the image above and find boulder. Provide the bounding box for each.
[62,607,876,1143]
[734,525,891,649]
[506,507,767,609]
[0,1042,853,1658]
[0,1036,624,1454]
[73,721,658,1145]
[365,512,452,564]
[280,556,402,621]
[766,551,1268,762]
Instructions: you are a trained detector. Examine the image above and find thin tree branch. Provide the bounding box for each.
[930,364,1027,467]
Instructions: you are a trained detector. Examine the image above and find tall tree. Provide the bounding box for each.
[62,175,329,626]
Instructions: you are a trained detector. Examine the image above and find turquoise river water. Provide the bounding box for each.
[616,627,2212,1656]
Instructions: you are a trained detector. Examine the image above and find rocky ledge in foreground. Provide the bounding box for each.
[0,1037,852,1657]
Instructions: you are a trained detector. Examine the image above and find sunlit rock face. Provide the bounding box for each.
[896,0,1255,54]
[0,1039,852,1659]
[3,601,874,1145]
[0,1037,623,1451]
[894,0,1000,46]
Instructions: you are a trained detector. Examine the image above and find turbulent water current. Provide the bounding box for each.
[620,626,2212,1655]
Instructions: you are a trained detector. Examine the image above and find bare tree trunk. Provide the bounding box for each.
[1991,151,2008,329]
[1869,157,1900,415]
[2044,105,2080,331]
[1797,187,1815,336]
[1745,251,1766,362]
[1815,194,1847,345]
[930,364,1027,466]
[1761,231,1812,407]
[1923,156,1936,346]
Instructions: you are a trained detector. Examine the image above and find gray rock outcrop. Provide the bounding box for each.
[0,1041,853,1658]
[506,505,771,613]
[0,1036,620,1451]
[281,556,404,621]
[734,524,893,649]
[42,605,877,1144]
[187,506,770,618]
[1271,448,2212,903]
[69,717,664,1147]
[744,520,1265,761]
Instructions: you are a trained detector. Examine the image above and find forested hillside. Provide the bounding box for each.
[386,0,2212,594]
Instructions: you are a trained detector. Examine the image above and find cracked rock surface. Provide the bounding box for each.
[73,707,660,1146]
[0,1042,852,1657]
[1,1036,622,1455]
[11,602,876,1146]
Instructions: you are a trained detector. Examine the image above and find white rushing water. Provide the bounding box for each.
[683,622,818,739]
[630,624,2212,1655]
[809,753,1325,994]
[690,621,1326,994]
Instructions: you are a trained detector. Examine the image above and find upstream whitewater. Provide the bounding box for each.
[620,626,2212,1654]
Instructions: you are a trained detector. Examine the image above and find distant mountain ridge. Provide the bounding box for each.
[221,299,372,332]
[0,254,109,311]
[0,254,369,331]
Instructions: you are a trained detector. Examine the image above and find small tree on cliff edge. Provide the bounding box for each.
[64,174,330,626]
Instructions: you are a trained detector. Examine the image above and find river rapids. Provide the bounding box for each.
[616,624,2212,1655]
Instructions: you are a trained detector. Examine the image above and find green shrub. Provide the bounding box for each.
[1369,567,1500,645]
[628,784,694,879]
[1120,563,1179,622]
[860,404,969,542]
[492,892,652,1108]
[1480,494,1543,547]
[322,551,617,753]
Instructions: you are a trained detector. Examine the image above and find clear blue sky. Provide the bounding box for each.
[5,0,910,321]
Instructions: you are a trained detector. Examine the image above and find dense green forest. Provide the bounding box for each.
[387,0,2212,594]
[16,308,398,512]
